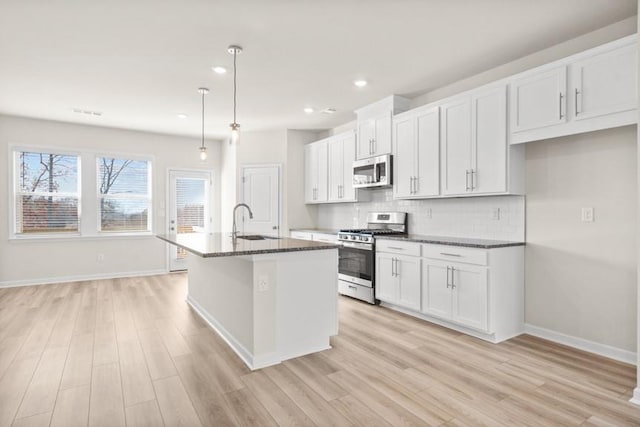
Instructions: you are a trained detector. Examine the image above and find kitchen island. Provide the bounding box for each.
[157,233,339,370]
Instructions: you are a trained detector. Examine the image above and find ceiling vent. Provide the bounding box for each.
[72,108,102,117]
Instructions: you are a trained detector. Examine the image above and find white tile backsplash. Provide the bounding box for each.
[317,190,525,241]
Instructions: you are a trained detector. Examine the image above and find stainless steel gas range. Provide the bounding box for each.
[337,212,407,304]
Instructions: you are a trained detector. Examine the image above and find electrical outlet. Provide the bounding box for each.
[258,276,269,292]
[581,207,594,222]
[96,253,105,263]
[490,208,500,220]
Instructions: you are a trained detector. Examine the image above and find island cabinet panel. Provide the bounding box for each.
[376,239,524,344]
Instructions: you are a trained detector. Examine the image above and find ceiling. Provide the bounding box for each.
[0,0,636,140]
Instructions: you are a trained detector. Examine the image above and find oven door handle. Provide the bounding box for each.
[340,241,373,250]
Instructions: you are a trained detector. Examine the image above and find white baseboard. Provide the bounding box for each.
[186,295,267,370]
[0,269,168,288]
[524,323,636,365]
[630,388,640,405]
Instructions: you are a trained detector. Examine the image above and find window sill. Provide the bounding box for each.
[9,232,155,243]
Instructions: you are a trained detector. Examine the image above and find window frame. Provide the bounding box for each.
[10,146,82,239]
[96,154,153,235]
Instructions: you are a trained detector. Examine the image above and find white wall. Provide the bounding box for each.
[526,126,637,353]
[0,114,222,286]
[220,129,321,234]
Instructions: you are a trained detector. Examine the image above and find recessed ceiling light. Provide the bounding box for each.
[321,108,336,115]
[212,66,227,74]
[354,80,368,88]
[177,113,188,119]
[303,107,314,114]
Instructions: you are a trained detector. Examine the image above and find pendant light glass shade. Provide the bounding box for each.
[228,45,242,144]
[198,87,209,160]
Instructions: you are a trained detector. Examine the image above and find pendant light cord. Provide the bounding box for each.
[201,90,205,148]
[233,50,237,124]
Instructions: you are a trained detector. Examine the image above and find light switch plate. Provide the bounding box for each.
[581,207,594,222]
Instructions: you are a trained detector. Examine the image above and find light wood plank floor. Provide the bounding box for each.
[0,273,638,426]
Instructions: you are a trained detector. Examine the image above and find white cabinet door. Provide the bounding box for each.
[393,115,416,199]
[451,264,488,331]
[572,43,637,121]
[396,255,421,311]
[357,120,375,159]
[510,66,567,133]
[327,137,343,202]
[341,132,357,201]
[440,96,472,195]
[373,112,392,156]
[375,253,397,304]
[421,260,451,319]
[316,142,328,202]
[471,85,507,194]
[415,107,440,197]
[304,144,316,203]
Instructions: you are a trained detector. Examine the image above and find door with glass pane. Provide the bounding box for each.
[168,170,212,271]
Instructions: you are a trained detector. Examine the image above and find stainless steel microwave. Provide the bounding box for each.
[352,154,392,189]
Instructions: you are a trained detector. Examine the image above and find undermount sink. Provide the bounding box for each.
[235,235,279,241]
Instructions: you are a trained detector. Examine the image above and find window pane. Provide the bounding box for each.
[98,158,148,195]
[16,195,79,233]
[176,178,205,232]
[100,198,150,232]
[19,152,78,193]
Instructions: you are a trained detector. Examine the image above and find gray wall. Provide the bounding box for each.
[526,126,637,352]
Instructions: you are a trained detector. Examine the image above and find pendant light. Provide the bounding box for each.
[198,87,210,160]
[228,45,242,144]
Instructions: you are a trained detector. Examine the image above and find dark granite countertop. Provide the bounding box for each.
[289,228,340,235]
[157,233,338,258]
[376,234,525,249]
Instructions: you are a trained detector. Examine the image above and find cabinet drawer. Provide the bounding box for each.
[339,281,374,303]
[422,244,488,266]
[290,231,313,241]
[312,233,337,243]
[376,240,421,257]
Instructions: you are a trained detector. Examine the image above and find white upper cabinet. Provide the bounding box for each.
[440,84,520,197]
[571,43,637,121]
[510,66,567,133]
[510,35,637,144]
[393,106,440,199]
[440,95,472,195]
[327,131,357,202]
[356,95,410,160]
[304,141,327,203]
[472,85,508,194]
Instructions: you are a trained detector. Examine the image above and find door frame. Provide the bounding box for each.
[165,167,215,272]
[239,163,282,236]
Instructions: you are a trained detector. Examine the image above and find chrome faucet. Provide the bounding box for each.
[232,203,254,239]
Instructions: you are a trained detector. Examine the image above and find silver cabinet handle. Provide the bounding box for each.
[348,285,357,290]
[387,246,404,250]
[465,170,470,191]
[559,92,564,120]
[395,258,399,277]
[451,266,456,289]
[575,88,580,116]
[390,257,395,277]
[440,252,462,257]
[414,176,418,194]
[471,169,476,191]
[409,177,413,194]
[446,266,451,288]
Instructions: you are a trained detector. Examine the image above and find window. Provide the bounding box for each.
[97,157,152,233]
[14,150,80,235]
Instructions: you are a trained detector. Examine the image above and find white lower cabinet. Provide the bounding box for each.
[422,260,488,331]
[375,252,421,312]
[376,240,524,343]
